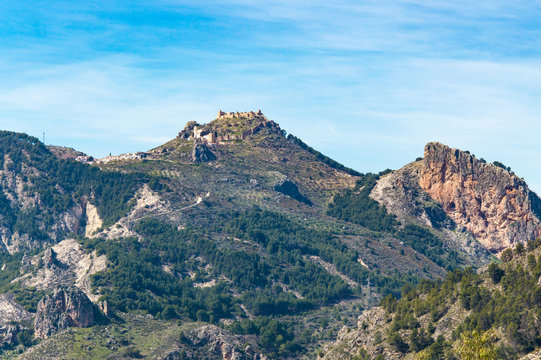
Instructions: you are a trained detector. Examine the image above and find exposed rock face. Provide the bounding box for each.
[0,293,32,326]
[173,325,267,360]
[274,178,312,206]
[419,142,541,252]
[370,162,454,229]
[34,287,94,339]
[192,141,216,162]
[320,307,402,360]
[17,239,108,302]
[84,202,103,237]
[0,324,21,347]
[0,154,86,253]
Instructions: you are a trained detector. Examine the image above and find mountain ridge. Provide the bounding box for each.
[0,113,537,358]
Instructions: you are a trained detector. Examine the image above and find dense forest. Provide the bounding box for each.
[77,207,426,357]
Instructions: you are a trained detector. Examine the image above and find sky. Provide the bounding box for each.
[1,1,541,191]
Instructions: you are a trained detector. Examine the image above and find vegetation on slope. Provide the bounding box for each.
[287,134,363,177]
[328,173,461,271]
[378,239,541,359]
[0,131,147,240]
[78,207,429,357]
[327,173,399,232]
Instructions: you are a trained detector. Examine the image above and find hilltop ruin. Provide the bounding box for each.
[177,110,281,144]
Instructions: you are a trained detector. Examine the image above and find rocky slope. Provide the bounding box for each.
[0,115,539,359]
[371,142,541,253]
[320,241,541,360]
[19,316,267,360]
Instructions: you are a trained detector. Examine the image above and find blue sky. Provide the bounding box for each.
[1,1,541,191]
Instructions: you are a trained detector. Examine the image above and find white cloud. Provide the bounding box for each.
[1,1,541,191]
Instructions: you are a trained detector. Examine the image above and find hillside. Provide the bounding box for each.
[320,240,541,360]
[0,112,536,359]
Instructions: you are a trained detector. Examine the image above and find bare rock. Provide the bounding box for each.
[34,287,94,339]
[0,293,32,326]
[42,248,57,268]
[0,324,21,347]
[370,161,454,229]
[419,142,541,252]
[191,142,216,163]
[181,325,267,360]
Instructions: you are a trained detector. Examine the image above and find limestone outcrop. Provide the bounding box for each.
[34,287,94,338]
[370,161,454,229]
[192,141,216,162]
[172,325,267,360]
[370,142,541,253]
[419,142,541,252]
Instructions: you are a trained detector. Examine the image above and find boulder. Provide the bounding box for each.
[192,142,216,163]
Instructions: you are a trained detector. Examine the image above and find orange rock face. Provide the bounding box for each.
[419,142,541,252]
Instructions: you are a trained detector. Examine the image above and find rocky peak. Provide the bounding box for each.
[34,287,95,339]
[419,142,541,252]
[42,248,57,268]
[177,110,282,145]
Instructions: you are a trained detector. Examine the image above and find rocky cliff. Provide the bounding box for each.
[371,142,541,253]
[34,287,94,338]
[419,142,541,252]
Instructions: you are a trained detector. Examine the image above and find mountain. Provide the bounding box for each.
[0,111,537,359]
[370,142,541,253]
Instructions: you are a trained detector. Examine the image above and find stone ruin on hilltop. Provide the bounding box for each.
[177,110,281,144]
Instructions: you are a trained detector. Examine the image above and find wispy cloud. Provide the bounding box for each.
[1,1,541,190]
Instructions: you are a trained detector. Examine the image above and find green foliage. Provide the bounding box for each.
[327,173,399,232]
[410,328,434,352]
[458,331,497,360]
[85,233,236,321]
[287,134,362,176]
[382,244,541,358]
[492,161,512,173]
[16,329,34,347]
[0,131,148,241]
[396,225,460,271]
[352,348,370,359]
[488,263,504,284]
[500,249,513,262]
[417,335,455,360]
[515,242,525,255]
[12,287,46,313]
[227,317,300,356]
[222,208,418,299]
[389,331,409,353]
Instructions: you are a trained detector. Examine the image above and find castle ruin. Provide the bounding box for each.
[216,110,267,121]
[177,110,280,144]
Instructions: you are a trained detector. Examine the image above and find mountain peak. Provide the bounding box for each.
[420,142,541,251]
[176,110,282,144]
